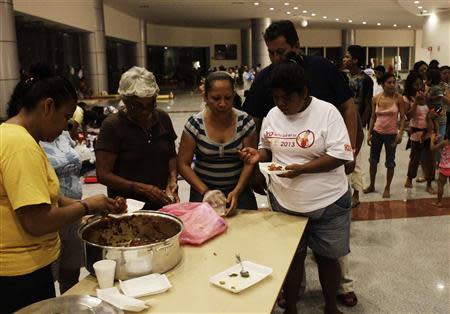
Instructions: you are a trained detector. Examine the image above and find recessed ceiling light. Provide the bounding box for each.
[323,16,327,19]
[286,11,291,14]
[423,9,428,13]
[377,22,381,26]
[293,6,298,10]
[407,25,412,28]
[311,13,316,16]
[284,2,289,5]
[362,21,367,24]
[393,24,397,27]
[335,18,340,21]
[254,2,259,5]
[418,6,423,9]
[269,7,274,10]
[302,10,307,13]
[348,19,353,23]
[414,0,419,3]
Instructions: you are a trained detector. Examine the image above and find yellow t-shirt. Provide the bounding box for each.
[0,123,60,276]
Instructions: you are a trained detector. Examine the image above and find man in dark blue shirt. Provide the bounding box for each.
[242,20,360,312]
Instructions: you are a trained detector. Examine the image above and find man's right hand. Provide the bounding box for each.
[135,183,172,205]
[249,168,268,195]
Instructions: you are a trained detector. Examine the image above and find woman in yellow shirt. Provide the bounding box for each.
[0,70,123,313]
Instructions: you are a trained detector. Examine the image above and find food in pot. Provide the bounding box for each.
[268,163,283,171]
[114,196,128,213]
[82,214,181,247]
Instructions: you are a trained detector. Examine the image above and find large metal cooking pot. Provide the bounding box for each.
[78,211,183,280]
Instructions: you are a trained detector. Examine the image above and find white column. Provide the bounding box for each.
[136,19,147,68]
[0,0,20,119]
[341,29,355,57]
[84,0,108,94]
[241,28,252,67]
[251,18,271,68]
[422,10,450,65]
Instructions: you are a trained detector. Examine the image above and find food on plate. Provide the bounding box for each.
[229,273,238,277]
[267,163,283,171]
[113,196,127,213]
[219,280,226,285]
[240,272,250,278]
[82,214,181,247]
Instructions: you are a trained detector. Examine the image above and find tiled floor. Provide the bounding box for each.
[78,92,449,313]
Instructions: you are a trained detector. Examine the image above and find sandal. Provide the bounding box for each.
[337,291,358,307]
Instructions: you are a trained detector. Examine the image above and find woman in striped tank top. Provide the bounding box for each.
[177,71,258,214]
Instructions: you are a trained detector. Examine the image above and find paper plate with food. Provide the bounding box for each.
[259,162,288,175]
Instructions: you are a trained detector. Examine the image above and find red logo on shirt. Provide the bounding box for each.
[296,130,315,148]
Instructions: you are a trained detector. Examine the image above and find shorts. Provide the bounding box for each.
[369,130,397,168]
[268,188,351,259]
[439,167,450,177]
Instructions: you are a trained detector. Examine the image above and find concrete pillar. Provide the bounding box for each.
[341,29,355,56]
[241,28,252,68]
[136,19,147,68]
[251,18,271,68]
[422,10,450,66]
[0,0,20,119]
[84,0,108,95]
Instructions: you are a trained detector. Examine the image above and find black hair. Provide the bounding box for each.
[7,63,77,118]
[440,65,450,71]
[429,59,439,69]
[403,72,422,97]
[374,65,386,73]
[413,60,428,72]
[347,45,364,67]
[427,69,441,85]
[380,72,396,85]
[270,59,307,96]
[204,71,234,95]
[263,20,299,47]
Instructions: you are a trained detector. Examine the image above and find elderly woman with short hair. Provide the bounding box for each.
[95,66,178,210]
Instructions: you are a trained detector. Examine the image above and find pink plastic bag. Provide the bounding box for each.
[160,202,228,246]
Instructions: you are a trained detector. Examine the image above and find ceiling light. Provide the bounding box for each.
[423,10,428,13]
[393,24,397,27]
[284,2,289,5]
[293,6,298,10]
[286,11,291,14]
[362,21,367,24]
[334,18,339,21]
[323,16,327,19]
[269,7,274,10]
[301,19,308,27]
[377,22,381,26]
[302,10,307,13]
[348,19,353,23]
[407,25,412,28]
[414,0,419,3]
[418,6,423,9]
[311,13,316,16]
[253,2,259,5]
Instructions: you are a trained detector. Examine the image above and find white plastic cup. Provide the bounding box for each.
[93,259,116,289]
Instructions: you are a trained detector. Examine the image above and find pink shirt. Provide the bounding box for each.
[409,103,429,142]
[373,95,399,135]
[439,144,450,169]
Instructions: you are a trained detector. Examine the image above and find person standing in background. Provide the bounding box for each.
[342,45,373,208]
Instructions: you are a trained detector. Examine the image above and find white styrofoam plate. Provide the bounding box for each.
[259,162,289,175]
[209,261,273,293]
[119,273,172,298]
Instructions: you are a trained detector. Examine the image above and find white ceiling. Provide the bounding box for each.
[104,0,450,29]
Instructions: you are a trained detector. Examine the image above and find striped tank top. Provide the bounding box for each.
[184,108,255,191]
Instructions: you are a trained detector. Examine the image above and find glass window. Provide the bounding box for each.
[308,47,324,57]
[368,47,382,67]
[399,47,410,70]
[325,47,342,66]
[384,47,397,70]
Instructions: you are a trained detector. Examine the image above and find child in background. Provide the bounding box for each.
[431,129,450,207]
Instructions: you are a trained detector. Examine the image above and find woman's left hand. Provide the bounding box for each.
[278,164,303,178]
[165,180,179,203]
[395,132,403,144]
[225,190,239,216]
